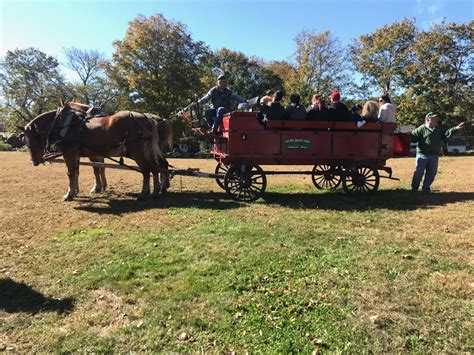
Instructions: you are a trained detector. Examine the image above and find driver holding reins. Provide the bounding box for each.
[195,74,246,134]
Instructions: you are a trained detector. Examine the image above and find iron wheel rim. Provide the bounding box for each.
[342,166,380,194]
[215,163,228,190]
[311,165,341,190]
[224,164,267,202]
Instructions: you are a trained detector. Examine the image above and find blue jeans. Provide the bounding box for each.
[411,154,439,192]
[204,107,230,130]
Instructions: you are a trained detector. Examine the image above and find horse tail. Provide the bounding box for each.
[163,120,174,152]
[139,114,163,166]
[150,118,164,164]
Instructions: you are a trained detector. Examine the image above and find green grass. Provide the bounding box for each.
[5,187,471,353]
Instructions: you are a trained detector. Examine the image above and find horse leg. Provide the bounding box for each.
[90,165,102,193]
[100,165,107,192]
[151,172,161,198]
[158,157,170,194]
[90,157,104,193]
[148,146,169,195]
[74,156,80,196]
[150,156,164,197]
[138,171,151,199]
[63,151,79,201]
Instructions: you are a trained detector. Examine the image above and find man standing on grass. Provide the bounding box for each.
[410,112,465,192]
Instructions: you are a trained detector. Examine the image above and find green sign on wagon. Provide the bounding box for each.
[284,138,311,149]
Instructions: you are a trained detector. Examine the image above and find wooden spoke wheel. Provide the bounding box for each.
[224,164,267,202]
[342,166,380,193]
[215,163,228,190]
[311,165,341,190]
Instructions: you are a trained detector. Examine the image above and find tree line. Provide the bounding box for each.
[0,14,472,139]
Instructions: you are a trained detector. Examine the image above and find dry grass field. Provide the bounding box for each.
[1,151,473,352]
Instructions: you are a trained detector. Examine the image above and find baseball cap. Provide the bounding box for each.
[329,91,340,100]
[217,74,227,81]
[425,112,439,120]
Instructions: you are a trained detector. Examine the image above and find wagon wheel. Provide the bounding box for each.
[215,163,228,190]
[311,165,341,190]
[224,164,267,202]
[342,166,380,193]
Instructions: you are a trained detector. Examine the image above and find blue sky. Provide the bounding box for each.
[1,0,473,81]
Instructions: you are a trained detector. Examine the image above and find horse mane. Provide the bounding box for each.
[27,110,57,130]
[69,101,91,112]
[26,102,91,130]
[362,100,379,120]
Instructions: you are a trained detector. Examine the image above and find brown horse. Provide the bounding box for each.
[67,102,174,196]
[20,102,172,200]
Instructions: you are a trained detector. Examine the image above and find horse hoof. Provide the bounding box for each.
[63,194,74,201]
[137,194,150,201]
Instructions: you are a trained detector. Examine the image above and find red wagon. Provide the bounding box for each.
[211,112,410,201]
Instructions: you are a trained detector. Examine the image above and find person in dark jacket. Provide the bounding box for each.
[307,96,329,121]
[306,94,320,112]
[351,104,363,122]
[328,91,351,121]
[261,90,285,120]
[269,90,286,120]
[197,75,246,133]
[284,94,307,120]
[410,112,464,192]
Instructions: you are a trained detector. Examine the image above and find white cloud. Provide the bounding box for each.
[421,16,445,30]
[427,4,441,14]
[416,0,446,15]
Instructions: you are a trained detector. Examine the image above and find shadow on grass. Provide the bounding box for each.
[74,189,474,215]
[74,191,243,215]
[0,278,74,314]
[262,189,474,211]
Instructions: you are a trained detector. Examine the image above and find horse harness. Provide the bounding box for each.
[45,105,105,155]
[44,105,164,172]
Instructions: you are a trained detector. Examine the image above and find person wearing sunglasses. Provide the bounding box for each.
[377,94,396,123]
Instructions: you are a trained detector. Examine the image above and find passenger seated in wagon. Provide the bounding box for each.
[260,89,275,106]
[307,95,329,121]
[328,91,352,121]
[260,90,285,120]
[378,94,397,123]
[306,94,320,112]
[284,94,307,120]
[351,104,363,122]
[361,101,379,123]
